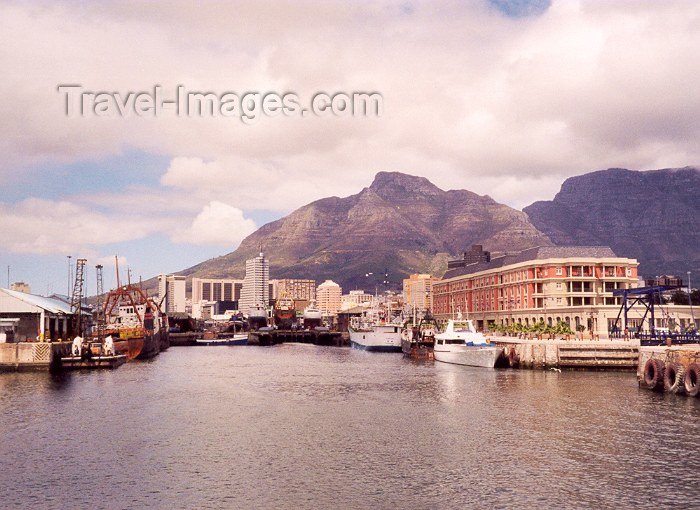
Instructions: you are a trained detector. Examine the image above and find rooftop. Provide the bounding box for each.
[442,246,622,280]
[0,288,74,314]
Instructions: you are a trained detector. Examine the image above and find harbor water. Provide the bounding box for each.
[1,345,699,509]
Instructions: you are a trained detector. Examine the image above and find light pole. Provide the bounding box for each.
[688,271,695,326]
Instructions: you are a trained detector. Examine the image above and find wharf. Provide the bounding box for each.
[248,329,345,347]
[489,336,638,370]
[0,341,72,372]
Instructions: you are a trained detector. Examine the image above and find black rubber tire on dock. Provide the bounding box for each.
[684,363,700,397]
[642,358,665,391]
[508,348,520,368]
[663,363,685,394]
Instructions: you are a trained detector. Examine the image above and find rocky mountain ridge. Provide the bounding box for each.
[523,166,700,278]
[166,167,698,293]
[178,171,551,290]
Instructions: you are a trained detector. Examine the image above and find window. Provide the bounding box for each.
[626,267,632,277]
[556,266,562,275]
[556,282,562,290]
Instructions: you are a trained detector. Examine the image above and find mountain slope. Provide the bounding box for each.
[182,172,551,290]
[524,167,700,277]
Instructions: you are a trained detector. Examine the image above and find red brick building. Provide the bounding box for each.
[434,246,639,336]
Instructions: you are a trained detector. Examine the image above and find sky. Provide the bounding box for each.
[1,0,700,294]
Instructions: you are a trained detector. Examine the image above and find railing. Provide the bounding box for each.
[610,331,700,346]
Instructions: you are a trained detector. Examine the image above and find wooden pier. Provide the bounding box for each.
[169,329,347,347]
[248,329,345,347]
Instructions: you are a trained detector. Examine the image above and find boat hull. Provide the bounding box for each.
[401,339,434,359]
[113,330,163,361]
[349,325,402,352]
[434,345,498,368]
[196,334,248,346]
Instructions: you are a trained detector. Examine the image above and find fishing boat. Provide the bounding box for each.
[247,303,268,331]
[102,282,168,360]
[433,317,498,368]
[348,309,402,352]
[274,293,296,329]
[401,312,437,359]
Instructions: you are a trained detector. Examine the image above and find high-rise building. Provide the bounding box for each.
[276,279,316,302]
[317,280,342,315]
[240,251,269,313]
[403,274,439,311]
[158,274,186,314]
[192,278,243,304]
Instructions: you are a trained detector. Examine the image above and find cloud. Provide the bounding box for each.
[0,198,161,255]
[1,1,700,215]
[173,201,256,246]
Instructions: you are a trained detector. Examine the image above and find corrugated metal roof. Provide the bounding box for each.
[442,245,620,280]
[0,288,73,314]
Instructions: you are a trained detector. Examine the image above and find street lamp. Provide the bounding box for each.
[688,271,695,325]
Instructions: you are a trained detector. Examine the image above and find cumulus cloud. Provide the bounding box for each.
[0,194,255,259]
[173,201,256,246]
[0,198,162,255]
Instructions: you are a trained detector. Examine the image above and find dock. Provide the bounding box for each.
[0,341,72,372]
[248,329,345,347]
[490,337,639,370]
[169,329,347,347]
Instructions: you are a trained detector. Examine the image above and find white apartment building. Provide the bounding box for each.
[158,274,186,314]
[239,252,269,313]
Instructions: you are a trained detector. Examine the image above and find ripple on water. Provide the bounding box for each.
[1,346,699,509]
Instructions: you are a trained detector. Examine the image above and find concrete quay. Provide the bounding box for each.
[0,341,72,372]
[488,336,639,370]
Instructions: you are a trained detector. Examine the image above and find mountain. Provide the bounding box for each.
[179,172,551,290]
[523,167,700,278]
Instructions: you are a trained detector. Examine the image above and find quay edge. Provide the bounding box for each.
[0,341,72,372]
[489,336,639,370]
